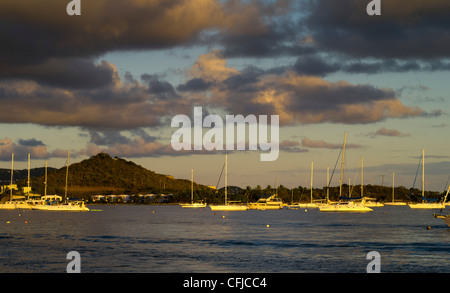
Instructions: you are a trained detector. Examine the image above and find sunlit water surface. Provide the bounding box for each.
[0,205,448,273]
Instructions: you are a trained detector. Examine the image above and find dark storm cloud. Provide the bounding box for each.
[304,0,450,59]
[18,138,46,147]
[176,78,213,92]
[0,58,117,89]
[142,74,181,100]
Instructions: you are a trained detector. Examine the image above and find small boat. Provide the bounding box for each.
[209,155,247,211]
[318,133,372,213]
[180,169,206,208]
[408,150,445,209]
[363,198,384,207]
[35,152,89,212]
[384,172,406,206]
[433,185,450,226]
[247,194,283,210]
[45,200,89,212]
[0,153,32,210]
[319,200,373,212]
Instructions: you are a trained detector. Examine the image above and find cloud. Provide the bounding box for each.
[368,127,411,138]
[279,140,309,153]
[305,0,450,59]
[0,48,438,130]
[301,138,362,149]
[0,137,68,161]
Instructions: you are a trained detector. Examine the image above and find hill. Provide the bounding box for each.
[18,153,212,200]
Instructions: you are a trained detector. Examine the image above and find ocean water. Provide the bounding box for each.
[0,205,448,273]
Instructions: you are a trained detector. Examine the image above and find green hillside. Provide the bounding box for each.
[23,153,212,200]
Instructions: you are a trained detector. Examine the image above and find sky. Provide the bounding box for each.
[1,0,450,192]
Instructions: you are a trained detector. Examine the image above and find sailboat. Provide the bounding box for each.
[180,169,206,208]
[42,152,89,212]
[209,154,247,211]
[384,172,406,206]
[433,185,450,227]
[319,133,373,213]
[0,153,32,210]
[361,157,384,207]
[297,162,318,208]
[408,149,445,209]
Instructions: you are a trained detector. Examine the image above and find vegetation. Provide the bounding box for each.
[0,152,447,204]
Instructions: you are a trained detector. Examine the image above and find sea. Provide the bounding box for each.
[0,204,448,276]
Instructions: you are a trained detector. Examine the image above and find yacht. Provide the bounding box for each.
[384,172,406,206]
[180,169,206,208]
[209,154,248,211]
[318,133,373,213]
[0,153,32,210]
[247,194,283,210]
[408,150,445,209]
[35,152,89,212]
[319,199,373,212]
[45,200,89,211]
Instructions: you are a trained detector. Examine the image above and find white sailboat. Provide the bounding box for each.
[384,172,406,206]
[319,133,373,213]
[209,154,247,211]
[409,149,445,209]
[361,157,384,207]
[42,152,89,212]
[0,153,32,210]
[180,169,206,208]
[297,162,318,208]
[29,161,54,210]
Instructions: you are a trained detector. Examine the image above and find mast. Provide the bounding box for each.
[361,156,363,198]
[191,169,194,204]
[27,153,30,199]
[392,172,395,203]
[310,162,313,204]
[326,166,329,203]
[65,151,70,202]
[422,149,425,203]
[44,161,48,197]
[225,154,228,205]
[339,132,347,198]
[10,153,14,201]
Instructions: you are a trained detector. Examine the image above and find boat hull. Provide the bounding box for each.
[209,205,248,211]
[319,203,373,212]
[384,202,407,206]
[0,201,32,210]
[247,203,283,210]
[408,203,445,209]
[180,203,207,208]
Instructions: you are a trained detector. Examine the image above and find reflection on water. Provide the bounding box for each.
[0,205,448,272]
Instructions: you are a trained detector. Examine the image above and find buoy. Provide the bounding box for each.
[6,221,10,224]
[152,211,155,213]
[305,209,308,212]
[266,224,270,228]
[426,226,431,230]
[25,221,27,224]
[222,215,225,218]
